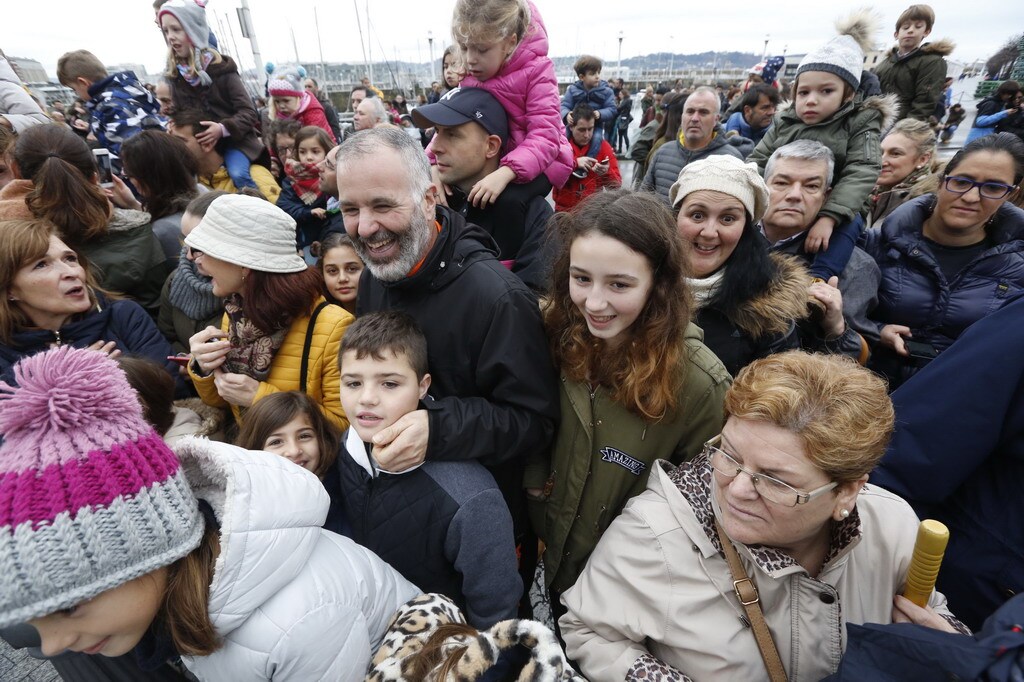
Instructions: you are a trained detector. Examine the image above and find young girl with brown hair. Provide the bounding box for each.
[236,390,340,479]
[525,189,731,621]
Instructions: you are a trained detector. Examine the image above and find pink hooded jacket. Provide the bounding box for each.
[436,2,573,189]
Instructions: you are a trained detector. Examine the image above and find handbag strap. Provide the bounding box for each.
[714,518,789,682]
[300,301,329,394]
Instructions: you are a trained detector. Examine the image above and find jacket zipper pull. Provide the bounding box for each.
[53,330,63,347]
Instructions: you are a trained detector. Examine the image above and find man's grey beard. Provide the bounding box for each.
[353,208,435,282]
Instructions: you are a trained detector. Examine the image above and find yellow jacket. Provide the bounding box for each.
[190,298,352,430]
[200,165,282,204]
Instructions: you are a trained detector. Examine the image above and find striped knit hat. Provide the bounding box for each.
[0,347,203,628]
[158,0,214,87]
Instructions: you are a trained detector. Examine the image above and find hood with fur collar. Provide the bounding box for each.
[730,253,811,339]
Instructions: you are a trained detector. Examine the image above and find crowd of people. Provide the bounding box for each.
[1,0,1024,680]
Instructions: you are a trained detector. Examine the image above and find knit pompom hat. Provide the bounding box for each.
[159,0,213,86]
[797,9,879,91]
[0,347,204,628]
[669,155,770,224]
[268,66,308,98]
[185,194,307,273]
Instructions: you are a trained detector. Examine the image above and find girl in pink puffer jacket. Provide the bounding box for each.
[443,0,574,206]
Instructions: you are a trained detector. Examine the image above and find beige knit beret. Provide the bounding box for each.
[669,155,771,225]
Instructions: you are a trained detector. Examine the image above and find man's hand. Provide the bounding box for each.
[593,158,610,176]
[372,410,429,473]
[808,276,845,338]
[576,156,597,172]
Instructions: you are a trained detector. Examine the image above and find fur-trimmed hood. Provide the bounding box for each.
[730,252,811,339]
[777,92,900,132]
[861,92,901,132]
[886,38,956,59]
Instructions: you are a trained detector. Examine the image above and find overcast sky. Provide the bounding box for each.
[3,0,1020,80]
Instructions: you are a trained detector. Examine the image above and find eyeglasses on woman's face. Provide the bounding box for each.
[942,175,1018,200]
[705,434,837,507]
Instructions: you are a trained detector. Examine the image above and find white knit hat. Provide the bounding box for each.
[797,9,879,91]
[669,155,770,224]
[185,195,307,273]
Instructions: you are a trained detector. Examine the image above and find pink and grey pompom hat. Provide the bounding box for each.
[0,347,204,628]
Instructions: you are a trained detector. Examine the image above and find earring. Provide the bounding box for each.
[840,509,850,519]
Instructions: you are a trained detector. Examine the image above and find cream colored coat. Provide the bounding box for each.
[560,458,959,682]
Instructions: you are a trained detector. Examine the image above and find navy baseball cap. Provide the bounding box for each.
[411,87,509,144]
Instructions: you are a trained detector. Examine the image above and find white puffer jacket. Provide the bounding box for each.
[174,438,420,681]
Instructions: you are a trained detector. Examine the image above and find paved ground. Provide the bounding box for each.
[0,640,59,682]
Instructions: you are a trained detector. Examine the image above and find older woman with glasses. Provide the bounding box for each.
[560,351,966,682]
[861,132,1024,389]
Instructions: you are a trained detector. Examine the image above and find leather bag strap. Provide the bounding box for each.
[715,519,789,682]
[300,302,329,394]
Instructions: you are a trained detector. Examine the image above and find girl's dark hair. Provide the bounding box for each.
[235,391,340,479]
[242,267,325,334]
[944,132,1024,186]
[120,130,199,220]
[545,190,692,421]
[292,126,334,157]
[14,123,110,245]
[116,356,176,435]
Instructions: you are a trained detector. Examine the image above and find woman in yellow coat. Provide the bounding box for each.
[186,194,352,429]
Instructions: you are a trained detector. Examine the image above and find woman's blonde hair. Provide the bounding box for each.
[888,118,939,172]
[724,351,895,484]
[451,0,531,48]
[0,219,103,344]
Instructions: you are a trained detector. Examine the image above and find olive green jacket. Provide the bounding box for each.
[750,94,898,224]
[525,323,731,593]
[873,39,955,122]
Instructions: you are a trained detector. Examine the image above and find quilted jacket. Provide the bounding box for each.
[324,427,521,629]
[861,195,1024,386]
[174,438,420,682]
[455,2,574,188]
[189,297,353,429]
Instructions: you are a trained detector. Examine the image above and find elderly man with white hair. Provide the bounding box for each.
[353,95,389,132]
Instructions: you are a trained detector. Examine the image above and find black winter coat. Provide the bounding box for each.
[356,207,560,531]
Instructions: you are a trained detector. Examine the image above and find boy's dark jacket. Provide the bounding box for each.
[323,427,521,629]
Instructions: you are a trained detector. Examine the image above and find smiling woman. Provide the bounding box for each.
[527,189,731,621]
[560,351,967,682]
[862,132,1024,389]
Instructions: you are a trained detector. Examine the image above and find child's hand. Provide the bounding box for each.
[566,112,575,126]
[311,208,327,219]
[805,216,837,253]
[468,166,516,208]
[430,165,450,208]
[196,121,224,148]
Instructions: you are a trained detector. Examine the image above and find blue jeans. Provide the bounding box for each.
[223,147,257,190]
[809,217,860,280]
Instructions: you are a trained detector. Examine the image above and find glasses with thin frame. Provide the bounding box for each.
[704,434,837,507]
[942,175,1018,200]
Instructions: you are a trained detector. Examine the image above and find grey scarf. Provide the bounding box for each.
[167,250,223,321]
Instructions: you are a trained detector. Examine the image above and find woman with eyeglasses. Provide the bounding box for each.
[560,351,966,682]
[861,132,1024,389]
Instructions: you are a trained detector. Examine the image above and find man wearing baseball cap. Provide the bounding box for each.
[412,87,552,292]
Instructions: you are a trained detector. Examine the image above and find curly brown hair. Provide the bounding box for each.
[545,190,692,421]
